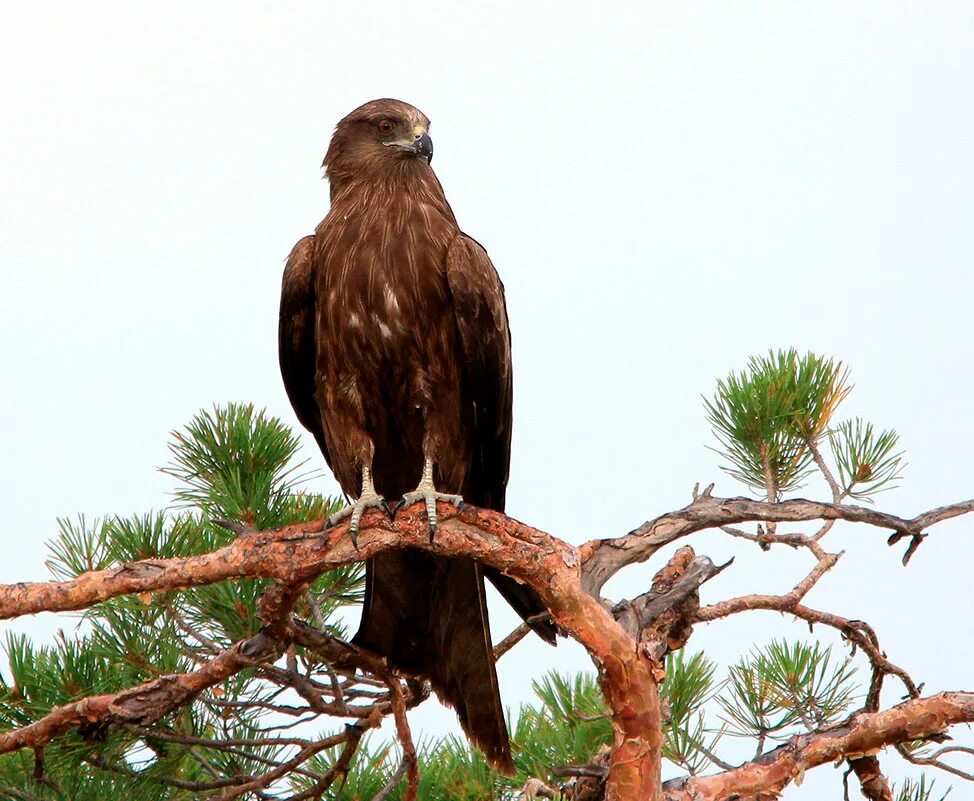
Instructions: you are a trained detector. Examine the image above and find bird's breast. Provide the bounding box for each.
[317,200,458,366]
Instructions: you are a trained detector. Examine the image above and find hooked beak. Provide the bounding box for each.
[383,131,434,163]
[412,132,433,163]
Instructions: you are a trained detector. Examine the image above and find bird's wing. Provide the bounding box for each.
[278,235,331,464]
[444,234,557,644]
[444,234,513,508]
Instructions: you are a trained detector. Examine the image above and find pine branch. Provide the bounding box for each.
[0,639,262,755]
[662,692,974,801]
[5,495,971,621]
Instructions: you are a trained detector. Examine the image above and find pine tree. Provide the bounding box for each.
[0,354,970,800]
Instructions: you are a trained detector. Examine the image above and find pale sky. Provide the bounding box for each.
[2,2,973,796]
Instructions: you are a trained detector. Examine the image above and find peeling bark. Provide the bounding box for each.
[662,692,974,801]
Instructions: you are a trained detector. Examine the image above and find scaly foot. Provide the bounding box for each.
[396,458,463,540]
[324,466,390,547]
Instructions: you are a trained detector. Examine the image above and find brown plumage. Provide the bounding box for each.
[278,99,555,773]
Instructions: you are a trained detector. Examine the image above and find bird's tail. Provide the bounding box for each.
[353,551,516,775]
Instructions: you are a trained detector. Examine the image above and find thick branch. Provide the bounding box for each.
[847,755,893,801]
[4,497,971,621]
[662,692,974,801]
[0,506,566,620]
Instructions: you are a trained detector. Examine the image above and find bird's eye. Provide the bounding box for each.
[378,119,395,134]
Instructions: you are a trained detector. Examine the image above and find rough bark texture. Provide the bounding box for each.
[848,755,894,801]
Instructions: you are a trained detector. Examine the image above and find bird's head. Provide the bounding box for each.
[323,99,434,185]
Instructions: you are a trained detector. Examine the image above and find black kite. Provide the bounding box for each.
[278,98,555,773]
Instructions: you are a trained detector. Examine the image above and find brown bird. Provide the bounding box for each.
[278,98,555,773]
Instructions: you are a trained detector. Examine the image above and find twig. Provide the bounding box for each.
[83,752,247,791]
[494,621,533,661]
[282,726,369,801]
[213,723,373,801]
[0,637,274,755]
[386,673,419,801]
[374,760,409,801]
[897,742,974,782]
[697,599,919,703]
[809,438,843,506]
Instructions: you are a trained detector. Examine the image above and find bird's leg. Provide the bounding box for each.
[324,466,391,547]
[396,458,463,540]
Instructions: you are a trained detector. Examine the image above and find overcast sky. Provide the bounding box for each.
[2,2,973,796]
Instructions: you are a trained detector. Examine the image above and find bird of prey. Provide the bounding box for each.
[278,98,555,773]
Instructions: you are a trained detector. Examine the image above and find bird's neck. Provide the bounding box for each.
[328,166,455,220]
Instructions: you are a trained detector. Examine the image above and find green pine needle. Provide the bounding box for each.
[46,516,113,581]
[717,639,857,743]
[828,417,905,500]
[704,349,851,497]
[161,403,322,529]
[895,774,952,801]
[661,650,721,774]
[513,671,612,781]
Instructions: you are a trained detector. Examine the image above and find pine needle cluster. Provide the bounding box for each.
[705,349,903,500]
[0,405,356,799]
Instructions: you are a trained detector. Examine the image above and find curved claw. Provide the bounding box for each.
[397,489,464,541]
[323,493,388,550]
[322,510,341,535]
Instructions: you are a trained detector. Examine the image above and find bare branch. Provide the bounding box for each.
[374,761,409,801]
[697,599,920,704]
[282,726,369,801]
[386,673,419,801]
[898,742,974,782]
[494,621,534,661]
[581,494,974,593]
[809,438,843,506]
[83,751,249,792]
[213,723,373,801]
